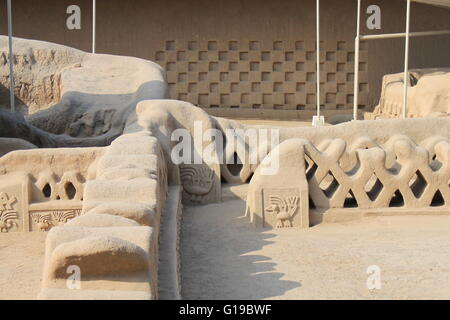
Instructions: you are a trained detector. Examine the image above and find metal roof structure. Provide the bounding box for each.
[413,0,450,8]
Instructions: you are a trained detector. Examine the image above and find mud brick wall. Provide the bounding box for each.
[1,0,450,119]
[156,39,368,112]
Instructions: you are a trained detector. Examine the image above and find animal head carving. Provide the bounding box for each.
[180,165,214,196]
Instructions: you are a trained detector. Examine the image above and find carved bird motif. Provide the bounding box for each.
[264,195,299,228]
[31,212,52,231]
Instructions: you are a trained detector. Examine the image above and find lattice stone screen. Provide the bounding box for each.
[154,40,369,111]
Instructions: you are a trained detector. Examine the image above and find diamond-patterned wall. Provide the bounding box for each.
[155,39,369,111]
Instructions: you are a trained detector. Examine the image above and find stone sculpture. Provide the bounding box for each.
[0,36,167,148]
[367,68,450,119]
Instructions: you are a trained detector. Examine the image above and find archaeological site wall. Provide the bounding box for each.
[1,94,449,299]
[1,0,449,119]
[0,22,448,299]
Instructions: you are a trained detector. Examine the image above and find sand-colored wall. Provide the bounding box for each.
[0,0,449,119]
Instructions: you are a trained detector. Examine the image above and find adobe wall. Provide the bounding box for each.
[1,0,449,119]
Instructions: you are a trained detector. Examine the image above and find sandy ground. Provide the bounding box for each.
[0,232,46,300]
[1,199,449,300]
[181,199,450,300]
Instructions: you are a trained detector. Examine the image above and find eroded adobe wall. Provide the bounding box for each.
[38,131,171,300]
[1,0,449,118]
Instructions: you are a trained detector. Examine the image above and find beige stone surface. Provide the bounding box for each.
[82,201,157,226]
[35,131,168,299]
[37,288,152,300]
[47,234,150,278]
[65,213,140,228]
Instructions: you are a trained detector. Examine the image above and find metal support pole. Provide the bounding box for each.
[92,0,96,53]
[7,0,15,113]
[316,0,321,118]
[361,29,450,40]
[402,0,411,119]
[353,0,361,121]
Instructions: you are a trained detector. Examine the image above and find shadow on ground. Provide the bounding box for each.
[180,199,300,299]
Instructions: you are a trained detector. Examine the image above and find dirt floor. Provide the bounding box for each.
[181,199,450,300]
[1,199,449,300]
[0,232,46,300]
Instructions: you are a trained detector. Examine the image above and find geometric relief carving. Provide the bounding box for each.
[0,192,18,233]
[155,39,369,111]
[263,188,300,228]
[305,136,450,210]
[30,209,81,232]
[35,171,84,201]
[180,165,214,204]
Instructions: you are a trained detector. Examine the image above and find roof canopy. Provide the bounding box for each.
[412,0,450,8]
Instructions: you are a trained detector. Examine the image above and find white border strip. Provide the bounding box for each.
[92,0,96,53]
[7,0,15,113]
[402,0,412,119]
[361,29,450,40]
[353,0,362,120]
[316,0,321,118]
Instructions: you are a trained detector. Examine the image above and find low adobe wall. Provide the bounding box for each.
[0,147,103,232]
[37,130,175,300]
[245,134,450,228]
[0,128,181,299]
[0,98,449,299]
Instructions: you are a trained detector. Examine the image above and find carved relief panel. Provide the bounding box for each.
[180,164,221,205]
[262,188,305,228]
[30,209,81,232]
